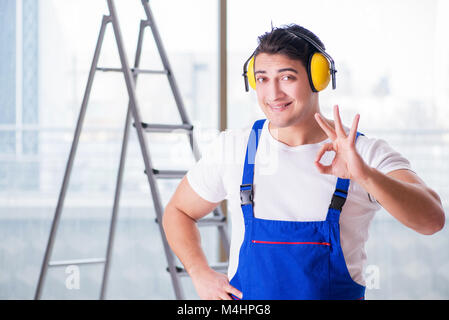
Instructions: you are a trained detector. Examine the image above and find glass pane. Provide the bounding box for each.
[1,0,219,299]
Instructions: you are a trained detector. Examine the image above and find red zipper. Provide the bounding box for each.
[252,240,330,246]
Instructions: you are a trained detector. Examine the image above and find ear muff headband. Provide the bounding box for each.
[243,53,256,91]
[292,31,335,92]
[242,31,337,92]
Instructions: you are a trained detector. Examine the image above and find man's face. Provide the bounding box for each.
[254,53,316,128]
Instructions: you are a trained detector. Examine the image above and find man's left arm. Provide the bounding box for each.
[356,167,445,235]
[314,105,445,236]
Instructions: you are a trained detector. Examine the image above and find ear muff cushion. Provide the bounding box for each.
[310,53,331,92]
[247,56,256,90]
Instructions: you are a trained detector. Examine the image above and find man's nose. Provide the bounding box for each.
[267,80,286,102]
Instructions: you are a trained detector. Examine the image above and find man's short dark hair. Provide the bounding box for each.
[254,24,325,69]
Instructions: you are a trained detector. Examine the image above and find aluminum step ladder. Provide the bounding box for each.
[35,0,229,300]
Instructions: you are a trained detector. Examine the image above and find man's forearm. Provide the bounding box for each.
[162,204,210,276]
[356,167,445,235]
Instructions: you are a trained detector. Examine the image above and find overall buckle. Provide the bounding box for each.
[329,188,348,211]
[240,184,253,206]
[329,195,346,211]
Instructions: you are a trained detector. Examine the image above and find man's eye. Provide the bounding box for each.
[282,75,292,81]
[256,77,265,83]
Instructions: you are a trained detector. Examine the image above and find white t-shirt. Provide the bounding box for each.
[186,119,413,286]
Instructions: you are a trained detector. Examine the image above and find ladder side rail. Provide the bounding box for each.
[140,0,192,126]
[141,0,229,267]
[141,0,202,160]
[34,15,112,300]
[139,1,230,285]
[140,1,204,161]
[106,0,184,300]
[99,19,150,300]
[99,107,131,300]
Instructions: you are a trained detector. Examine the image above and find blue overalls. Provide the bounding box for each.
[229,119,366,300]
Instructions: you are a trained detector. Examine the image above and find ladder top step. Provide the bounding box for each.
[139,123,193,133]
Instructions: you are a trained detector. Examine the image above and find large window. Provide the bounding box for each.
[2,0,448,300]
[228,0,449,299]
[1,0,219,299]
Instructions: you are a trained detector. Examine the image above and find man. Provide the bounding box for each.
[162,24,445,300]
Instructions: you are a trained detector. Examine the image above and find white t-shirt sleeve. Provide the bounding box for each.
[357,135,414,203]
[186,131,227,203]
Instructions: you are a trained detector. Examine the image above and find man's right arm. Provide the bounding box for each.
[162,176,242,300]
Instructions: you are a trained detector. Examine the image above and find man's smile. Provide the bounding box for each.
[268,101,293,112]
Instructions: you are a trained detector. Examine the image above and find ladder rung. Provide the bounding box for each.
[133,68,168,75]
[139,122,193,133]
[155,216,226,227]
[168,262,228,277]
[147,169,187,179]
[48,258,105,267]
[96,67,167,75]
[197,216,227,227]
[96,67,123,72]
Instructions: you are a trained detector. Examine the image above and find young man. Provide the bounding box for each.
[162,24,445,300]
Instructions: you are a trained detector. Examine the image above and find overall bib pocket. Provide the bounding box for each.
[245,238,331,300]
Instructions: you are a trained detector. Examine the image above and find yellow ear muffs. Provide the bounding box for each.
[309,52,331,92]
[247,56,257,90]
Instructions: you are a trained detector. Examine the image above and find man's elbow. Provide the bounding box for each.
[162,202,196,232]
[416,187,445,235]
[419,208,445,235]
[430,209,445,234]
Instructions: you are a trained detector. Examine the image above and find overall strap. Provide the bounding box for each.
[326,131,365,222]
[240,119,266,220]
